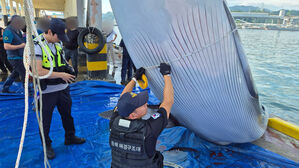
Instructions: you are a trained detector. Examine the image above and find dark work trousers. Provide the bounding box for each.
[65,48,78,76]
[40,87,75,145]
[0,50,12,73]
[121,54,133,82]
[2,59,25,92]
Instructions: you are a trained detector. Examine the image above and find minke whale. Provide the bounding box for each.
[110,0,268,144]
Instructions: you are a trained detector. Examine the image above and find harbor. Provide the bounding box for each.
[0,0,298,167]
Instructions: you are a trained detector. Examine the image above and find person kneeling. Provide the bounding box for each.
[109,63,174,168]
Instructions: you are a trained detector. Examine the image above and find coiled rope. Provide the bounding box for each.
[163,161,184,168]
[15,0,54,167]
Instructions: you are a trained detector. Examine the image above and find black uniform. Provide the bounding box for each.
[109,107,168,168]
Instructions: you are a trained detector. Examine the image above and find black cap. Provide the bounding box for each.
[116,91,149,117]
[49,18,69,42]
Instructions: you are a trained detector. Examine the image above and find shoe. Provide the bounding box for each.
[46,144,55,159]
[64,135,86,145]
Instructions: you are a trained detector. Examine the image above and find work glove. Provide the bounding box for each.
[159,63,171,76]
[134,67,146,80]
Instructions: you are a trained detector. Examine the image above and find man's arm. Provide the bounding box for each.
[4,43,25,50]
[159,63,174,118]
[32,60,75,83]
[120,79,136,97]
[159,76,174,119]
[120,67,145,97]
[3,29,25,50]
[112,34,117,42]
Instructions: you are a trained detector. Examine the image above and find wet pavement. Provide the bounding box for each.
[76,48,125,85]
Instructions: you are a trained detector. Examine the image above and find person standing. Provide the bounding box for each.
[109,63,174,168]
[0,26,12,74]
[2,15,26,93]
[32,18,85,159]
[64,17,79,76]
[106,29,117,76]
[119,39,134,85]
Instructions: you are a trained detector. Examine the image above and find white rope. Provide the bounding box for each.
[163,161,184,168]
[24,0,51,167]
[14,42,30,168]
[15,0,53,167]
[22,0,54,79]
[145,28,238,70]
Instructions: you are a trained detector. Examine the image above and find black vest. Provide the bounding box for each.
[109,113,163,168]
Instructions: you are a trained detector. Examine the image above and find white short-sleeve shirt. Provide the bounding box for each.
[34,42,68,94]
[106,30,116,43]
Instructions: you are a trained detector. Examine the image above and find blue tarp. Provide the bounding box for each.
[0,81,298,168]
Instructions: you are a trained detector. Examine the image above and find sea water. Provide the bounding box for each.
[239,29,299,125]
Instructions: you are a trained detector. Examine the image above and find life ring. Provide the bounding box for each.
[77,27,106,54]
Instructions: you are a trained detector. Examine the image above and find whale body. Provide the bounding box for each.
[110,0,268,144]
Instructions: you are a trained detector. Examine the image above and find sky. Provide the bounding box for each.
[102,0,112,13]
[102,0,299,13]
